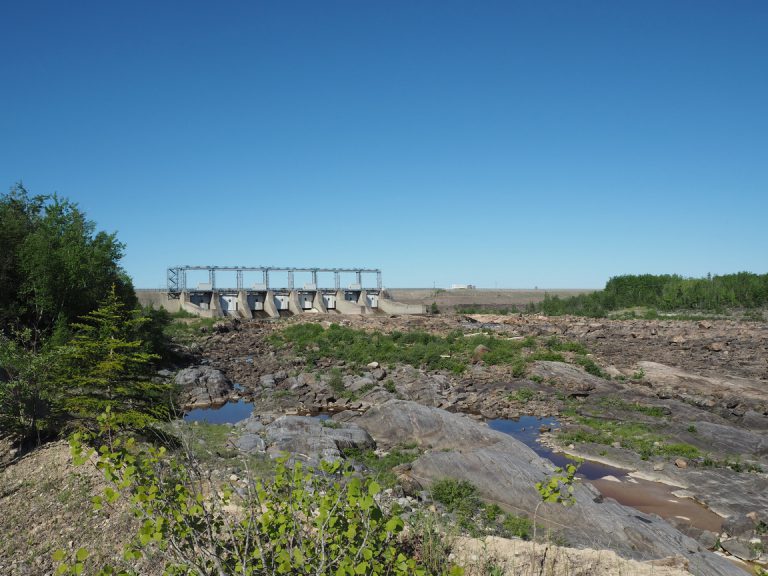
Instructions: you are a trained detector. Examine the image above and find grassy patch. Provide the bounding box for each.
[597,396,667,417]
[507,387,536,404]
[545,337,588,355]
[431,478,482,514]
[163,317,221,344]
[574,356,605,377]
[341,444,421,487]
[501,514,532,540]
[271,323,598,377]
[557,416,700,460]
[701,456,763,473]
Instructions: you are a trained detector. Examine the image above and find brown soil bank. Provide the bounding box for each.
[385,288,596,311]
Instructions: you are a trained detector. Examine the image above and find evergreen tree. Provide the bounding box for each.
[58,287,175,431]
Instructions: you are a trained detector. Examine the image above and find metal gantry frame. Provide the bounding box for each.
[167,265,382,296]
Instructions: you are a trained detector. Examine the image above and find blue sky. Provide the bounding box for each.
[2,1,766,289]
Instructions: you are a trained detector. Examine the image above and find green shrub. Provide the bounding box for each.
[328,368,345,395]
[431,478,481,515]
[342,445,422,487]
[508,387,535,404]
[501,514,532,540]
[62,418,462,576]
[575,356,605,378]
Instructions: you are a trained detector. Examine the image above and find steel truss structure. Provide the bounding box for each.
[167,266,382,296]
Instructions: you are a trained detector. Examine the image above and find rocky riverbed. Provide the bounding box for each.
[168,313,768,574]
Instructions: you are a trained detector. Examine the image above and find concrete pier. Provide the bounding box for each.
[288,290,303,315]
[237,291,252,319]
[312,290,327,313]
[137,287,426,317]
[264,291,279,318]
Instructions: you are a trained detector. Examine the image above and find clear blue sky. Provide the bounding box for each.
[2,1,766,289]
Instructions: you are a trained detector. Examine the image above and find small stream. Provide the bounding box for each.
[489,416,725,534]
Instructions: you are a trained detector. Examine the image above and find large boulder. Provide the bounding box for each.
[176,366,233,409]
[263,416,374,467]
[529,361,608,396]
[354,400,744,576]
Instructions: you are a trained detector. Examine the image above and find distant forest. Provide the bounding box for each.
[531,273,768,317]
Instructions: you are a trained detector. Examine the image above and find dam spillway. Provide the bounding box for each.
[135,265,425,318]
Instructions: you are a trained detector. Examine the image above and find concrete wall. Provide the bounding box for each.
[237,291,253,319]
[335,290,365,314]
[378,298,427,315]
[135,289,426,317]
[135,290,181,313]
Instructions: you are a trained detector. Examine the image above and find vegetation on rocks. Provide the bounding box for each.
[271,323,597,377]
[430,478,534,541]
[556,416,701,460]
[342,443,422,487]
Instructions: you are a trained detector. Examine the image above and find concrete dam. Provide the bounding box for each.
[136,266,425,318]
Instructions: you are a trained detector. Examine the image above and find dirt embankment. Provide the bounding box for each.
[386,288,596,311]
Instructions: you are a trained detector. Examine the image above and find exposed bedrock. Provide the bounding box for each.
[350,400,747,576]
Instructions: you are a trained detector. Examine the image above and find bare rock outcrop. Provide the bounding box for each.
[262,415,374,466]
[353,400,746,576]
[529,361,609,396]
[637,361,768,418]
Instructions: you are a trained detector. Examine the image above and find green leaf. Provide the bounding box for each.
[385,516,403,533]
[75,548,89,562]
[52,549,66,562]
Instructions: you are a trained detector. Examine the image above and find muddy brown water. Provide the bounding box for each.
[592,476,724,533]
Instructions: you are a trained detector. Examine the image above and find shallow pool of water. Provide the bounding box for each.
[489,416,725,534]
[184,400,253,424]
[488,417,627,480]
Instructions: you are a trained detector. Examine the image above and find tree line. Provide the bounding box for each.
[531,272,768,317]
[0,184,175,444]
